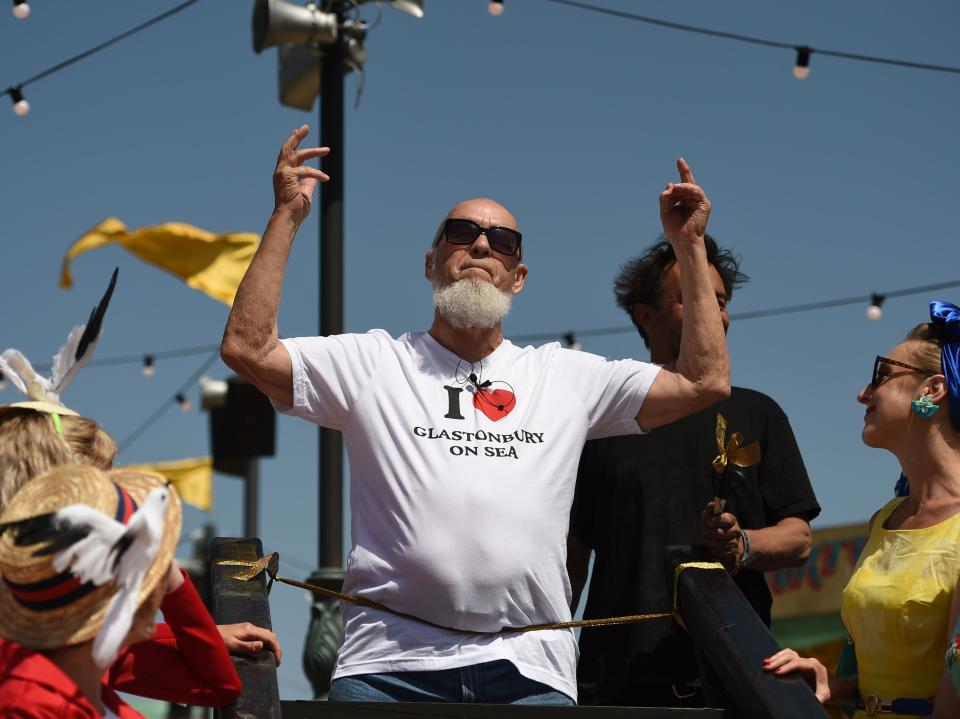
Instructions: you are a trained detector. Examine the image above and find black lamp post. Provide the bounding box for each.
[251,0,422,696]
[318,0,345,575]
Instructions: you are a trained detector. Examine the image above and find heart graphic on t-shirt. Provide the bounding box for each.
[473,388,515,421]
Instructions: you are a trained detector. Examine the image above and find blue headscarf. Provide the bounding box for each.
[929,301,960,431]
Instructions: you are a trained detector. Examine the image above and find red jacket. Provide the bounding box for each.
[0,572,242,718]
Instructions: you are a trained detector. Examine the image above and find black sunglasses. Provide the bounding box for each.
[442,218,522,257]
[871,355,936,388]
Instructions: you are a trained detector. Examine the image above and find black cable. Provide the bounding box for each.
[541,0,960,75]
[510,278,960,343]
[4,0,957,108]
[3,0,202,98]
[116,350,219,456]
[39,277,957,457]
[20,279,960,372]
[35,343,219,373]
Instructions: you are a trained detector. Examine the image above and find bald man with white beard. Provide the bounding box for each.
[221,125,731,705]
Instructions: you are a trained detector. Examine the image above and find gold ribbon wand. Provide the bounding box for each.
[711,413,761,515]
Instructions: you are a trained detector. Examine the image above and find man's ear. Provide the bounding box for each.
[424,249,434,282]
[632,303,653,333]
[510,263,529,295]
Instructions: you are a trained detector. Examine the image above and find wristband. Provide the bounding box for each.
[739,528,752,568]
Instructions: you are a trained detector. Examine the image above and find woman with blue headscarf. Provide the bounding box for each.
[765,301,960,718]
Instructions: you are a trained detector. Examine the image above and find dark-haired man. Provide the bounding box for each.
[567,236,820,708]
[222,128,730,704]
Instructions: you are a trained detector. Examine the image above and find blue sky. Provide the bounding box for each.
[2,0,958,699]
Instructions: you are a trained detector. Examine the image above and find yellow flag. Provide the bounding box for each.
[60,218,259,306]
[123,456,213,512]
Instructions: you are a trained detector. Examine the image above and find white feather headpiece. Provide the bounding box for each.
[0,268,117,416]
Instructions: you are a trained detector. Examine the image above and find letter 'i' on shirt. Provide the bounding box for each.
[272,329,660,700]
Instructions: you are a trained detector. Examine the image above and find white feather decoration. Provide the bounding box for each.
[0,268,116,409]
[50,324,89,397]
[0,349,52,403]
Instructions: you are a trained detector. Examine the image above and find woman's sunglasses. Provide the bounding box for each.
[871,355,936,387]
[442,218,522,257]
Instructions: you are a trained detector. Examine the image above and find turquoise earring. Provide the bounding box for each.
[911,396,940,418]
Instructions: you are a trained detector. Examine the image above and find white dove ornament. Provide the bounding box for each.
[50,485,169,668]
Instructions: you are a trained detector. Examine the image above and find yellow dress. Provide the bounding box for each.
[841,497,960,718]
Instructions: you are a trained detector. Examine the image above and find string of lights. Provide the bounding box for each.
[15,275,951,484]
[7,0,959,117]
[13,277,957,383]
[95,275,958,522]
[530,0,960,80]
[115,349,218,455]
[32,343,220,374]
[3,0,201,115]
[512,278,960,344]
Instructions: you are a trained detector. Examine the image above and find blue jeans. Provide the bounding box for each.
[329,659,575,704]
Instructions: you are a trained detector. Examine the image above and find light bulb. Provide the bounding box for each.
[563,332,582,351]
[12,1,29,19]
[488,0,503,16]
[176,393,193,412]
[141,355,156,378]
[866,304,882,321]
[793,46,811,80]
[10,87,29,116]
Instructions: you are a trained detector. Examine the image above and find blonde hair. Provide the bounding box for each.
[61,415,117,469]
[0,408,117,512]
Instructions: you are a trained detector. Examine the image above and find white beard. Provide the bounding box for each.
[432,278,513,329]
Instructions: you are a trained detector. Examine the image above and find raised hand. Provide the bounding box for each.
[273,124,330,226]
[658,157,711,250]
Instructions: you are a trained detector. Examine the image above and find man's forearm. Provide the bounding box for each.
[674,243,729,394]
[222,208,299,366]
[742,517,812,572]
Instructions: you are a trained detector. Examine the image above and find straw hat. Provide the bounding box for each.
[4,401,79,417]
[0,464,181,649]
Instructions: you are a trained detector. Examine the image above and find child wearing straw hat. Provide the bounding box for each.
[0,263,283,667]
[0,405,284,667]
[0,465,242,718]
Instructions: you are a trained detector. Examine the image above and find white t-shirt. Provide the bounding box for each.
[274,330,660,699]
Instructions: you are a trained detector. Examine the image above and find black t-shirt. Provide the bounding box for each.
[570,387,821,703]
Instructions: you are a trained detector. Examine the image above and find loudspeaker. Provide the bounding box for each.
[252,0,338,54]
[210,376,276,468]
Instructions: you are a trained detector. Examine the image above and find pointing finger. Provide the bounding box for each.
[677,157,696,184]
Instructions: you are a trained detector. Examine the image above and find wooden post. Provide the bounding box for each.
[211,537,281,719]
[668,546,830,719]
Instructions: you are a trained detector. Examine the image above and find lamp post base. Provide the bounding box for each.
[302,567,346,698]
